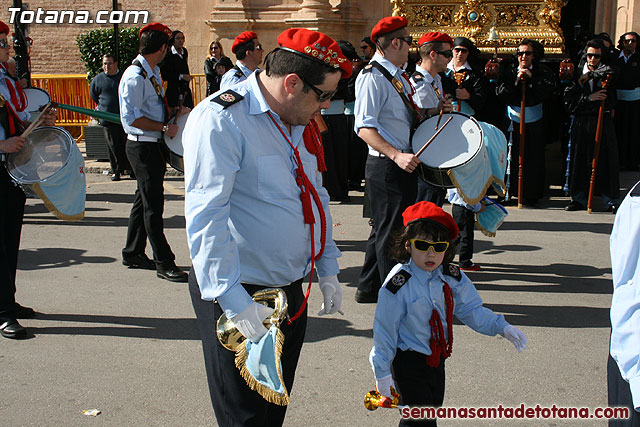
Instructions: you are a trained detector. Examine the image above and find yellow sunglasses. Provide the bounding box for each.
[409,239,449,253]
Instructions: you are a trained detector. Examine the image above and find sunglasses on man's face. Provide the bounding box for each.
[586,53,602,59]
[409,239,449,253]
[453,47,468,54]
[624,38,637,44]
[436,49,453,59]
[395,36,413,46]
[254,43,263,51]
[296,74,337,103]
[0,39,10,49]
[360,45,369,50]
[517,51,534,57]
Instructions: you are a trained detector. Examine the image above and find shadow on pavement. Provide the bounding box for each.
[29,312,200,340]
[18,248,116,270]
[305,316,372,343]
[22,214,186,228]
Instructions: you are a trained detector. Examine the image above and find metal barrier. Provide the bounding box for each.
[30,73,208,129]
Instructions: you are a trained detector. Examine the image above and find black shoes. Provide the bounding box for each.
[565,201,586,211]
[1,319,26,339]
[122,253,156,270]
[156,266,188,283]
[15,303,36,319]
[355,289,378,304]
[111,173,121,181]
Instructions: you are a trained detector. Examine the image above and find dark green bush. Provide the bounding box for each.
[76,27,140,80]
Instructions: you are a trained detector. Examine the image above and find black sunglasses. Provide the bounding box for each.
[453,47,468,53]
[360,45,369,50]
[395,36,413,46]
[436,49,453,58]
[296,74,337,103]
[586,53,602,59]
[517,51,534,57]
[624,38,637,43]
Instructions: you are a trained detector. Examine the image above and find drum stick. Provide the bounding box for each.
[435,108,444,129]
[20,102,53,138]
[415,116,453,158]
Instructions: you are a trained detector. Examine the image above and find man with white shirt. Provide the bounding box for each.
[353,16,421,303]
[219,31,263,91]
[411,32,454,117]
[614,32,640,171]
[442,37,488,118]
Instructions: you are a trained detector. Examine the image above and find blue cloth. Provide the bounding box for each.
[617,88,640,102]
[506,103,543,124]
[609,181,640,411]
[183,71,340,319]
[344,100,355,115]
[354,53,413,153]
[369,260,509,378]
[480,121,508,196]
[446,188,482,212]
[219,61,254,91]
[244,325,286,396]
[118,54,164,139]
[31,139,85,221]
[411,65,442,109]
[476,197,508,236]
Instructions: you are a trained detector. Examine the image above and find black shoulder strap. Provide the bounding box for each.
[370,61,422,126]
[132,59,147,79]
[132,59,169,123]
[362,64,373,74]
[385,269,411,295]
[442,263,462,281]
[211,89,244,108]
[232,65,244,78]
[411,70,424,81]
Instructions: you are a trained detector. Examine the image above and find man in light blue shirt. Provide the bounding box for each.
[118,22,188,282]
[183,28,351,426]
[353,16,421,303]
[219,31,263,91]
[608,181,640,426]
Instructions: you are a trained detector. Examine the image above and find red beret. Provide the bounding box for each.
[138,22,171,39]
[402,201,459,240]
[277,28,352,78]
[232,31,258,54]
[370,16,408,43]
[0,21,9,35]
[418,32,453,47]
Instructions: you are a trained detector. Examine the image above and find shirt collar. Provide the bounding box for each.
[407,258,445,283]
[371,52,403,77]
[237,60,252,76]
[246,71,271,116]
[415,65,436,84]
[135,54,160,80]
[448,61,471,72]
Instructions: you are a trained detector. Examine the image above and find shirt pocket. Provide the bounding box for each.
[257,154,294,198]
[405,296,434,332]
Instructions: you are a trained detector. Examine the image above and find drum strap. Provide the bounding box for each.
[369,61,422,129]
[132,60,171,124]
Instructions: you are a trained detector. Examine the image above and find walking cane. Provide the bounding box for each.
[587,74,612,213]
[453,71,467,112]
[517,74,527,209]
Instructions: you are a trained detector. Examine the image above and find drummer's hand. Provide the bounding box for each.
[40,109,58,126]
[392,152,420,173]
[181,74,193,82]
[439,97,453,113]
[177,105,191,117]
[165,123,179,138]
[456,87,471,100]
[0,136,26,153]
[589,89,607,102]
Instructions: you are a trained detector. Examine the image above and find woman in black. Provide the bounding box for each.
[204,40,233,96]
[160,30,194,109]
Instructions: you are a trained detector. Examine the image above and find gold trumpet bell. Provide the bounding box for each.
[216,288,288,352]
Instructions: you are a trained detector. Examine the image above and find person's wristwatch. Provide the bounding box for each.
[162,124,169,133]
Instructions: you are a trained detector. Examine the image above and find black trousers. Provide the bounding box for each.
[614,100,640,170]
[103,124,130,175]
[416,178,446,207]
[346,115,367,188]
[393,349,446,426]
[189,271,307,427]
[451,204,475,265]
[123,140,175,266]
[322,114,350,201]
[0,167,25,321]
[608,354,640,426]
[357,156,417,295]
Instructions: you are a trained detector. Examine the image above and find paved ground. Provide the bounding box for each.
[3,161,639,426]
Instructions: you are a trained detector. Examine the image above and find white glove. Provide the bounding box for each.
[375,375,396,399]
[503,324,528,352]
[231,302,275,343]
[318,275,343,316]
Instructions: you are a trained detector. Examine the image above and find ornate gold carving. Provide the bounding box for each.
[454,0,491,39]
[409,6,454,27]
[391,0,567,54]
[494,5,539,26]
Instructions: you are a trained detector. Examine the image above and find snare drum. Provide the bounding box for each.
[412,112,484,187]
[164,112,188,172]
[23,87,51,120]
[5,126,86,220]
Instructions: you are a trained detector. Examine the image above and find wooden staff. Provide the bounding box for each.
[517,74,527,209]
[453,71,467,112]
[587,74,612,213]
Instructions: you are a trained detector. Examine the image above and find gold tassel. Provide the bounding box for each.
[447,170,492,205]
[235,327,290,406]
[474,213,497,238]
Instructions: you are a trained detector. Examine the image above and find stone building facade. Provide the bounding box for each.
[3,0,640,76]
